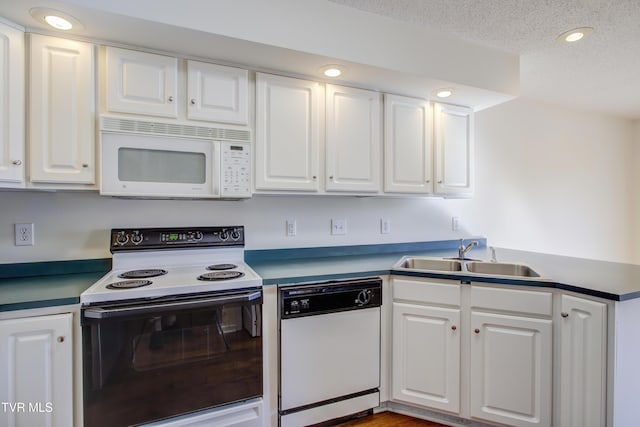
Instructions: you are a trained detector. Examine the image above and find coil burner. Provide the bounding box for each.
[118,269,168,279]
[207,263,238,271]
[197,271,245,281]
[106,280,153,290]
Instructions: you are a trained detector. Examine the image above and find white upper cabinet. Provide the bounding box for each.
[434,103,473,196]
[187,60,248,125]
[0,21,24,187]
[384,94,432,194]
[255,73,322,192]
[29,34,95,185]
[105,46,178,118]
[325,84,381,193]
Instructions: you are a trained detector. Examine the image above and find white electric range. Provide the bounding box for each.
[80,226,264,427]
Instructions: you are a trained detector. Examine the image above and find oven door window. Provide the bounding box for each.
[82,294,262,427]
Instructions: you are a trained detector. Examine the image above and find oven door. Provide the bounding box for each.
[101,131,220,198]
[81,289,262,427]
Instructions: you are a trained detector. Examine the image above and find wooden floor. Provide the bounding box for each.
[338,412,449,426]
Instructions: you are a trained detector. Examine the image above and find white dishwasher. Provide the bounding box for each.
[279,278,382,427]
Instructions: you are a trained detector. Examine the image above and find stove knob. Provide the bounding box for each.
[220,231,229,241]
[194,231,203,241]
[116,231,129,245]
[231,229,240,240]
[131,231,143,244]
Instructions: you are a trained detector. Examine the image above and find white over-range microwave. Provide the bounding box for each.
[100,117,251,199]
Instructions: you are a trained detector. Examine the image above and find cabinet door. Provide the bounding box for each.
[560,295,607,427]
[0,313,73,427]
[106,46,178,118]
[434,103,473,196]
[255,73,322,191]
[392,302,460,413]
[470,312,551,427]
[384,94,432,194]
[0,22,24,186]
[326,84,381,193]
[29,34,95,184]
[187,61,249,124]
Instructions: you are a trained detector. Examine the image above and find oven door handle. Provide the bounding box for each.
[83,290,262,319]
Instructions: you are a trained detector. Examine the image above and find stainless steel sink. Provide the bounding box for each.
[397,257,463,272]
[465,261,541,278]
[393,256,547,281]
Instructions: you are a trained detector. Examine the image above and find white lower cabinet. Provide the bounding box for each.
[391,277,553,426]
[391,278,461,414]
[392,302,460,413]
[559,294,607,427]
[469,311,552,426]
[0,312,73,427]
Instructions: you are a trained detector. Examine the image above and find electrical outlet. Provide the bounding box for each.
[286,219,297,237]
[331,219,347,235]
[15,223,34,246]
[381,219,391,234]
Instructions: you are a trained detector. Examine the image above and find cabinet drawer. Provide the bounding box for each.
[470,285,552,316]
[393,278,460,306]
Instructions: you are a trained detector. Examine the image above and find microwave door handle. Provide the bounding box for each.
[84,290,262,320]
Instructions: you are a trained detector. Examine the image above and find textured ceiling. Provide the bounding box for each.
[329,0,640,119]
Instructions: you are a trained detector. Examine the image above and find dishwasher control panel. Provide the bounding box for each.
[280,278,382,319]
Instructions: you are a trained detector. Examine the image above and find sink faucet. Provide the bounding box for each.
[458,239,478,259]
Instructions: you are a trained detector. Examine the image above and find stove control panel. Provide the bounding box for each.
[110,226,244,252]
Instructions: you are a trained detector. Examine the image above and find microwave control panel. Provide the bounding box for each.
[221,142,251,198]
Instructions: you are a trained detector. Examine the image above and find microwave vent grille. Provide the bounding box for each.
[101,117,251,142]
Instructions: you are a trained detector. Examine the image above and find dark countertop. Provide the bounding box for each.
[0,272,106,312]
[248,243,640,301]
[0,258,110,312]
[2,240,640,313]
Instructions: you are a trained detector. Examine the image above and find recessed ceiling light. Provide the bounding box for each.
[319,65,345,78]
[44,15,73,30]
[29,7,84,31]
[558,27,593,43]
[434,89,453,98]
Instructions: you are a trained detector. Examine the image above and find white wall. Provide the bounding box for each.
[633,119,640,252]
[0,97,637,265]
[462,97,637,263]
[0,191,468,264]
